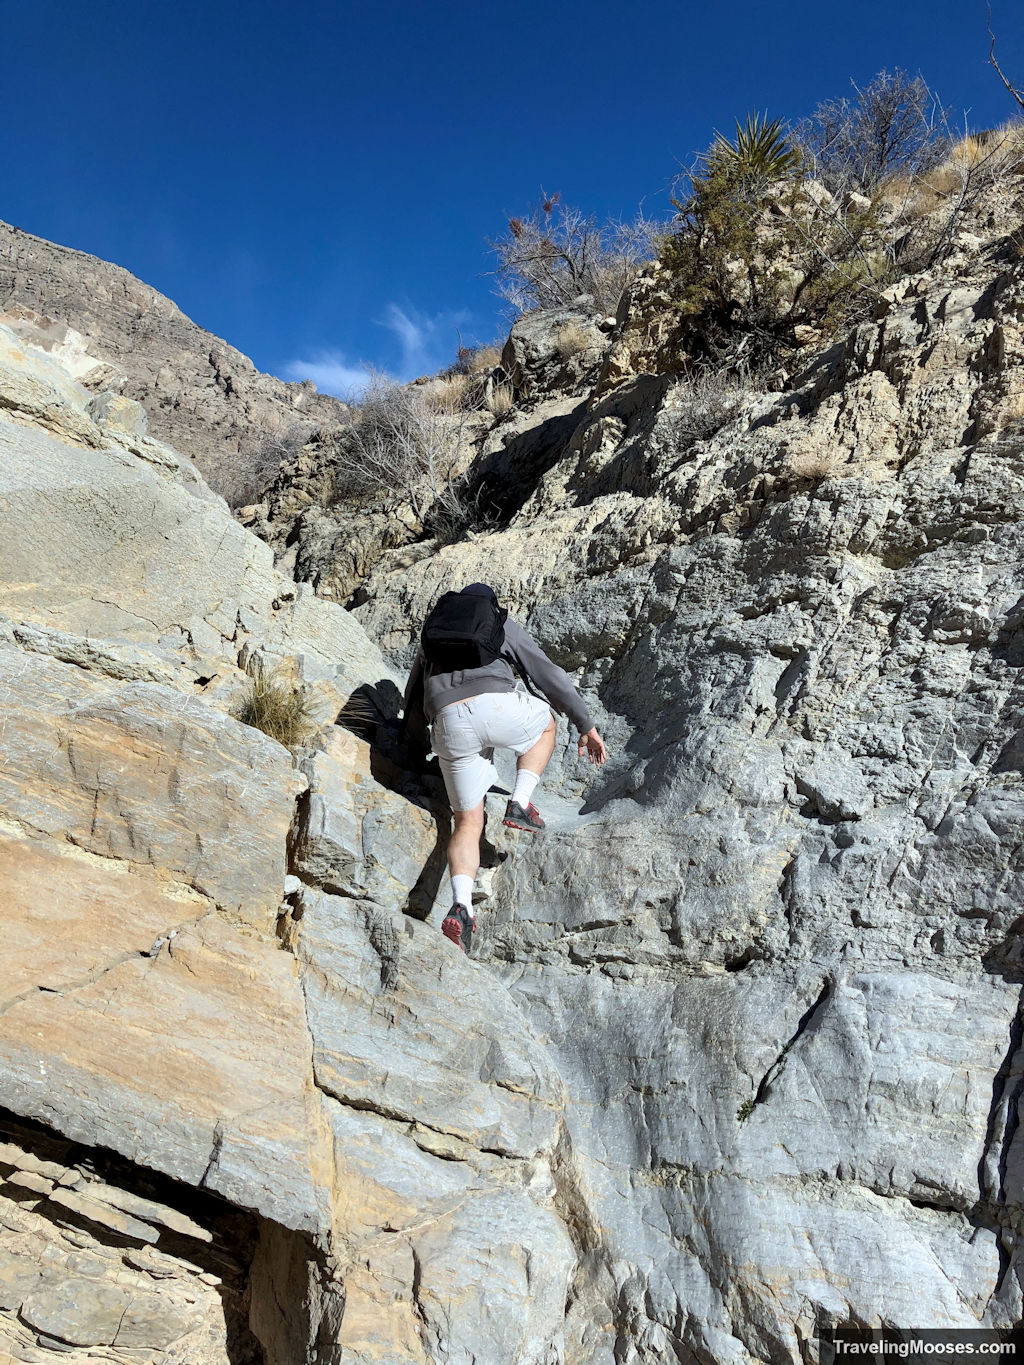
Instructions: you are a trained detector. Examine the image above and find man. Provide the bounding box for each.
[402,583,607,953]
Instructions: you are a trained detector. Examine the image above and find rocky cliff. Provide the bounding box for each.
[0,220,348,501]
[2,194,1024,1365]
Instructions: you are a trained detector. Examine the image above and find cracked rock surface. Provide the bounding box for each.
[337,229,1024,1357]
[7,201,1024,1365]
[0,318,580,1363]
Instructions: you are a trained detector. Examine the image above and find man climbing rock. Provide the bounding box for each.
[402,583,607,953]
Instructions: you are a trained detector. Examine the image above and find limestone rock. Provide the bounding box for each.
[0,647,303,929]
[0,1119,266,1365]
[10,195,1024,1362]
[292,727,436,905]
[0,324,102,448]
[297,890,564,1158]
[326,1106,575,1365]
[500,302,607,398]
[19,1279,131,1346]
[294,895,577,1362]
[342,211,1024,1352]
[0,914,329,1233]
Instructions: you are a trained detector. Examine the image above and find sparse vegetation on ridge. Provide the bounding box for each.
[312,65,1024,557]
[655,70,1024,371]
[490,191,665,317]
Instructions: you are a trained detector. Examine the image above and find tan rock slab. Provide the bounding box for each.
[47,1191,158,1245]
[0,1153,66,1183]
[0,404,273,643]
[0,648,303,929]
[18,1279,129,1346]
[0,1251,43,1311]
[2,1173,52,1198]
[81,1183,212,1243]
[112,1291,202,1349]
[0,917,328,1233]
[0,326,102,449]
[327,1106,575,1365]
[0,827,209,1008]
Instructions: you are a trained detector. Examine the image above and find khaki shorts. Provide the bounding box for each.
[430,689,552,811]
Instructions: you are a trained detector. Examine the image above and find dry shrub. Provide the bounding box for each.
[491,193,664,317]
[330,373,467,517]
[434,344,506,412]
[235,659,317,748]
[219,412,314,508]
[795,70,946,193]
[553,321,593,359]
[787,448,844,481]
[663,366,749,449]
[329,373,493,541]
[485,382,515,418]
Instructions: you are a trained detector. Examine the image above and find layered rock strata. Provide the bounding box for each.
[5,202,1024,1364]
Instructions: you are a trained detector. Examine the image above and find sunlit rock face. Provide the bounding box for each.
[346,243,1024,1358]
[0,217,349,499]
[4,197,1024,1364]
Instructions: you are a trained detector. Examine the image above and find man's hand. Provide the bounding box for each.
[578,727,607,765]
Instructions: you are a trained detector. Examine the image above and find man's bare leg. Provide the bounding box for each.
[448,801,485,882]
[443,801,485,951]
[517,712,557,777]
[506,712,557,829]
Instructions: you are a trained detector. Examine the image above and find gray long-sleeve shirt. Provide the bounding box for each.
[403,619,594,735]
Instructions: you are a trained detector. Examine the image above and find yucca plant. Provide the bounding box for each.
[708,113,802,182]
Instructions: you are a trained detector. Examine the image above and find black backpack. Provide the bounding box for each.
[421,592,508,671]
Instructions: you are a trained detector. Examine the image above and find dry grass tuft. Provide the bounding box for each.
[880,119,1024,224]
[424,374,471,412]
[553,321,594,359]
[463,344,502,373]
[786,448,844,481]
[235,659,318,748]
[485,382,515,418]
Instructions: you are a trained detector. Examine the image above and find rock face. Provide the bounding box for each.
[0,321,575,1363]
[0,219,348,499]
[5,198,1024,1365]
[331,230,1024,1352]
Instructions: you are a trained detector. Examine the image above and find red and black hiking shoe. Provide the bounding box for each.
[503,800,546,832]
[441,903,476,954]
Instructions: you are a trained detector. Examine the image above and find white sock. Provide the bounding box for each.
[512,769,540,808]
[451,874,474,910]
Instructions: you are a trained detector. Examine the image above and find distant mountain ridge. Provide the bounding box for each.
[0,218,347,499]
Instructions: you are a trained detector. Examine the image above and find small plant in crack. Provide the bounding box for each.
[235,657,318,749]
[737,1097,756,1123]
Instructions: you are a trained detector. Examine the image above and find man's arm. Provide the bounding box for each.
[503,620,595,734]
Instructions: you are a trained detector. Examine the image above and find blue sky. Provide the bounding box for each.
[3,0,1023,395]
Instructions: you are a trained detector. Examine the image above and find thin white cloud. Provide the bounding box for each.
[282,351,373,400]
[284,303,474,401]
[378,302,473,379]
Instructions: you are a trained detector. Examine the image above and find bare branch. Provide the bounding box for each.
[988,4,1024,111]
[489,194,665,317]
